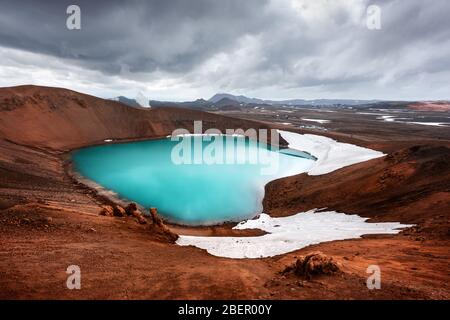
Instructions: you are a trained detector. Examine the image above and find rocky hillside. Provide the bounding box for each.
[0,85,279,151]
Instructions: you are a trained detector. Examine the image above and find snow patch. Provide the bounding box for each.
[377,115,396,122]
[377,115,449,127]
[177,210,413,259]
[278,130,385,175]
[406,122,448,127]
[301,118,331,124]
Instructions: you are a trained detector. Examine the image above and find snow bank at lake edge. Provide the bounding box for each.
[278,130,385,175]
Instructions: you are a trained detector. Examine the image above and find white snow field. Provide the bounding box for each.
[278,130,385,175]
[177,210,413,259]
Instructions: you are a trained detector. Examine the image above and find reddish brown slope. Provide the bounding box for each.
[0,85,280,151]
[408,101,450,112]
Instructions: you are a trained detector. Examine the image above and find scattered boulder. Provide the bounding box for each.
[99,204,178,242]
[125,203,138,216]
[283,252,340,279]
[132,210,147,225]
[99,205,114,216]
[149,207,178,242]
[113,205,127,217]
[124,202,147,224]
[150,207,164,227]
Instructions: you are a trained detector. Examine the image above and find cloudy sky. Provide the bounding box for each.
[0,0,449,101]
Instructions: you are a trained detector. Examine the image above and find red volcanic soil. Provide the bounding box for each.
[409,101,450,112]
[0,85,449,299]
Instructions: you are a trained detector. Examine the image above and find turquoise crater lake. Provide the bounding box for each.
[72,136,315,225]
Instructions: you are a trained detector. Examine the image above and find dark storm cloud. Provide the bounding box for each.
[0,0,449,100]
[0,0,271,74]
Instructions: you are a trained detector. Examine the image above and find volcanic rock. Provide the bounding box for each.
[132,209,147,224]
[283,252,340,279]
[150,207,164,226]
[99,205,114,216]
[123,203,147,224]
[149,207,178,242]
[113,205,127,217]
[125,203,138,216]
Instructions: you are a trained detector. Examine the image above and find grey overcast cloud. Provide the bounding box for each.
[0,0,449,101]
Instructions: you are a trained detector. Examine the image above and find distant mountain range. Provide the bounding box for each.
[111,93,382,110]
[209,93,380,106]
[208,93,265,104]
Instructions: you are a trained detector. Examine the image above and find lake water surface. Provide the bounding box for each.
[72,136,315,225]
